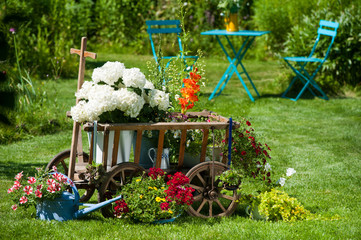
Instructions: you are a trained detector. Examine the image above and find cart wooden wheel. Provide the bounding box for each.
[46,149,95,202]
[98,162,145,218]
[186,162,240,218]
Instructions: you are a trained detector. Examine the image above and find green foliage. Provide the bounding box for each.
[223,117,272,182]
[282,5,361,93]
[1,0,94,78]
[254,189,314,222]
[216,168,243,186]
[252,0,355,54]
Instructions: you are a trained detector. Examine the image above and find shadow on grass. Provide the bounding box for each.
[86,61,107,70]
[0,161,44,181]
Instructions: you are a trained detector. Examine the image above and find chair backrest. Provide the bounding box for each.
[146,20,184,63]
[309,20,339,62]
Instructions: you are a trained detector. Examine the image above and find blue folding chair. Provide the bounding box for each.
[146,20,198,72]
[282,20,339,101]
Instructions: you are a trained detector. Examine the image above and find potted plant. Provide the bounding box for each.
[217,0,243,31]
[7,167,73,213]
[70,61,170,166]
[109,168,194,223]
[216,167,243,190]
[243,167,306,221]
[222,117,273,182]
[246,188,313,222]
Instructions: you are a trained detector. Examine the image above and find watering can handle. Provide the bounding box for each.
[51,172,80,204]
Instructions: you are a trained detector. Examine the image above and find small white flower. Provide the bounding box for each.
[278,177,286,187]
[186,139,191,147]
[175,94,180,101]
[264,163,272,172]
[286,168,296,177]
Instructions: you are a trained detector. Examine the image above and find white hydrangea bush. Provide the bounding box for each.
[71,61,169,123]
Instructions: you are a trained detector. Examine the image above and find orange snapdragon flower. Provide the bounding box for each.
[178,67,202,114]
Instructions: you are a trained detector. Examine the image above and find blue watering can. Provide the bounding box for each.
[36,172,121,221]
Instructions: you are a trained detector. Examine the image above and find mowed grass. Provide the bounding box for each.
[0,53,360,239]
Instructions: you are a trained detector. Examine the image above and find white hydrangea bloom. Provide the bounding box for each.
[122,68,146,89]
[148,89,170,111]
[144,80,155,89]
[70,100,88,123]
[112,88,145,118]
[92,61,125,85]
[75,81,94,100]
[286,168,296,177]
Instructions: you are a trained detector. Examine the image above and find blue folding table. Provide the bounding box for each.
[201,30,270,101]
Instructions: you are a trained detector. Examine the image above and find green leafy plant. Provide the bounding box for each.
[217,0,243,16]
[110,168,194,223]
[251,188,314,222]
[216,167,243,187]
[223,117,272,183]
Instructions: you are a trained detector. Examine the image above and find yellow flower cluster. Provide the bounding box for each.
[155,197,166,202]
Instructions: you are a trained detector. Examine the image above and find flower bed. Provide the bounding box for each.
[111,168,194,223]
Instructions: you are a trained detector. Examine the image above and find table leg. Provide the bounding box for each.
[209,35,260,101]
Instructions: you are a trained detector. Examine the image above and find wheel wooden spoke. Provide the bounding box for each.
[215,199,227,212]
[196,173,206,187]
[209,201,213,217]
[47,150,94,202]
[186,162,239,218]
[193,193,203,202]
[197,199,207,213]
[110,178,121,188]
[60,160,68,173]
[120,169,126,185]
[219,193,237,201]
[188,183,204,192]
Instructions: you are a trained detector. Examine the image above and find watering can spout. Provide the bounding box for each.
[73,195,122,219]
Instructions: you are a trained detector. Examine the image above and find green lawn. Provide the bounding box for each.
[1,53,360,239]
